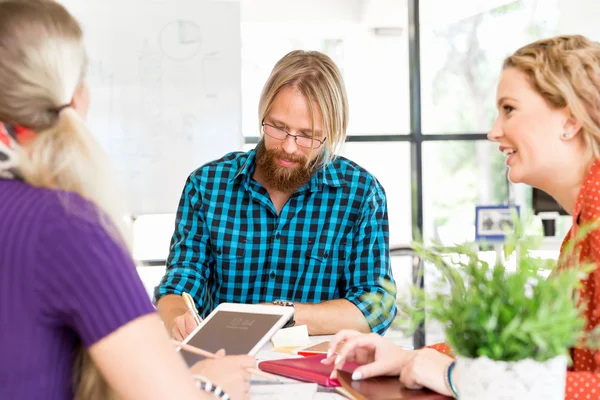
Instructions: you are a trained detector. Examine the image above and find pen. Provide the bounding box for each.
[172,340,281,382]
[182,292,202,325]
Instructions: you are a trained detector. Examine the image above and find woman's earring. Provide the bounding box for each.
[562,133,568,138]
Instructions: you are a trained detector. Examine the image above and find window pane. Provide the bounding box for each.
[339,142,412,246]
[241,0,410,136]
[423,140,531,243]
[420,0,560,134]
[391,253,451,346]
[386,254,416,345]
[391,254,414,300]
[424,261,446,345]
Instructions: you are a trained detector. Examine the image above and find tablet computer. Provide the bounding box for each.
[176,303,294,367]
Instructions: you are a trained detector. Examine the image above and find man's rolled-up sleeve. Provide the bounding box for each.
[343,185,397,334]
[154,174,212,314]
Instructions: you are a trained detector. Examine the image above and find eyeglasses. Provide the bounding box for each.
[262,121,326,149]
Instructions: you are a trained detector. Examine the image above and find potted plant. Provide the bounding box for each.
[397,220,600,400]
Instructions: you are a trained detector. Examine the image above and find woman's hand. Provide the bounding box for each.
[321,330,415,379]
[191,351,256,400]
[399,348,455,396]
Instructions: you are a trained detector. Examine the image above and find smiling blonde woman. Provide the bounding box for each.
[323,34,600,400]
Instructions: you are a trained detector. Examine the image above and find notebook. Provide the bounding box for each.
[336,370,452,400]
[295,341,333,357]
[258,354,359,386]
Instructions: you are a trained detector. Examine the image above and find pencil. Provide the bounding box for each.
[172,340,281,382]
[182,292,202,325]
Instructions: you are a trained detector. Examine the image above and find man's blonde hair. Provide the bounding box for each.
[0,1,127,398]
[258,50,349,164]
[504,35,600,161]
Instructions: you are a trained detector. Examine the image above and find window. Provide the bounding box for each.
[387,254,418,345]
[132,0,590,345]
[241,0,410,137]
[416,0,565,345]
[339,142,412,246]
[420,0,560,134]
[422,140,514,243]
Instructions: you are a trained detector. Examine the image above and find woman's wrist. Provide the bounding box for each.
[444,361,459,398]
[193,375,231,400]
[394,348,417,375]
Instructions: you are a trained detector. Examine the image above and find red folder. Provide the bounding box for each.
[258,354,359,386]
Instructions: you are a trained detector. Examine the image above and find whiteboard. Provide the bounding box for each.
[59,0,242,215]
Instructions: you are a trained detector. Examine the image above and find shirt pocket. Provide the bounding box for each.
[301,240,349,298]
[213,244,245,260]
[305,239,348,262]
[211,238,248,287]
[212,237,247,260]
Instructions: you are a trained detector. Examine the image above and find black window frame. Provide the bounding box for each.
[243,0,490,348]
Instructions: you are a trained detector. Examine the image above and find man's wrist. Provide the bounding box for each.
[272,300,296,327]
[272,299,295,307]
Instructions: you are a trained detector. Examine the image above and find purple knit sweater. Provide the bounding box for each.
[0,180,155,399]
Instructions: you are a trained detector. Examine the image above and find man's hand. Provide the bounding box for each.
[171,310,200,341]
[157,294,201,340]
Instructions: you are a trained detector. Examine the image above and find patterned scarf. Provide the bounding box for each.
[0,122,36,180]
[0,103,71,180]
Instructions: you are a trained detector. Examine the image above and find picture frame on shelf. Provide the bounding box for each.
[475,205,520,242]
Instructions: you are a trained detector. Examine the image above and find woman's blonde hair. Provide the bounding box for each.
[504,35,600,161]
[0,1,127,398]
[258,50,349,164]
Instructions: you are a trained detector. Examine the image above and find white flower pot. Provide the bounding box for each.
[455,354,567,400]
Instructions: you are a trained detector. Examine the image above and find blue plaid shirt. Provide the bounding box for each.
[154,148,397,334]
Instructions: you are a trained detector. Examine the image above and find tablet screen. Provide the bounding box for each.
[180,310,283,367]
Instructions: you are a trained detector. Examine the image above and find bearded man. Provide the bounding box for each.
[155,50,397,339]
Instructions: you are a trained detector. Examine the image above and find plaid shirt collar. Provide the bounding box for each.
[231,148,345,192]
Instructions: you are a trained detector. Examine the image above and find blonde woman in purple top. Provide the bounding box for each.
[0,1,254,399]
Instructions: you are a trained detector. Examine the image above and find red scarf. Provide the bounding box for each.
[0,123,36,180]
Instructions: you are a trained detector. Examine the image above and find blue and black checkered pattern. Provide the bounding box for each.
[154,148,397,334]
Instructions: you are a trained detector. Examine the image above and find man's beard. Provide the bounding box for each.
[254,140,320,193]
